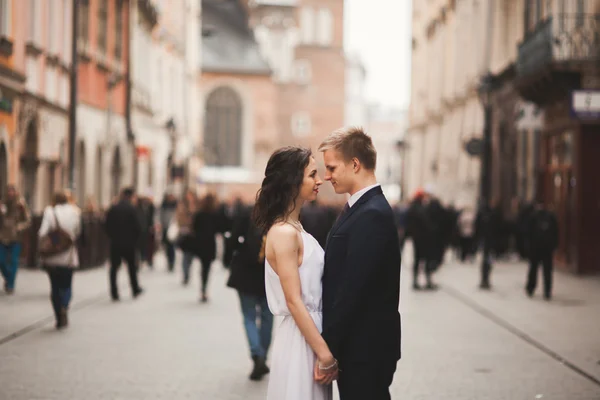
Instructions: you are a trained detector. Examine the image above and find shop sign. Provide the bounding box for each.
[571,90,600,120]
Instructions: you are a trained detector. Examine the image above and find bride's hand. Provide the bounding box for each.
[314,357,339,385]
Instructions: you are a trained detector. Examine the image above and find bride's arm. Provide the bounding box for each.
[269,225,336,369]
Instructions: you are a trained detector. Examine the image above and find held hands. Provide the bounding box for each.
[314,354,339,385]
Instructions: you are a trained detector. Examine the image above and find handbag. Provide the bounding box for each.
[39,208,74,257]
[166,219,179,243]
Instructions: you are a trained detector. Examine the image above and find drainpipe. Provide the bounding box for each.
[126,0,136,188]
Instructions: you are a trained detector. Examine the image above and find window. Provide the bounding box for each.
[115,0,123,59]
[63,1,71,62]
[47,1,60,53]
[576,0,585,27]
[78,0,89,42]
[291,112,311,137]
[300,8,315,44]
[97,0,108,53]
[316,8,333,46]
[0,0,10,37]
[293,60,312,84]
[45,68,57,102]
[204,87,243,167]
[29,0,42,44]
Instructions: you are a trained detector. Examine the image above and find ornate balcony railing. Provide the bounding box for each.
[517,14,600,78]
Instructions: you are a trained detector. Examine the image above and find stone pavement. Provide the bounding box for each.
[0,252,598,400]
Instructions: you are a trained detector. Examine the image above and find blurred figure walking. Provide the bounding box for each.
[526,203,558,300]
[227,204,273,381]
[0,185,31,294]
[176,189,198,286]
[192,193,220,302]
[105,188,143,300]
[159,192,178,272]
[38,191,83,329]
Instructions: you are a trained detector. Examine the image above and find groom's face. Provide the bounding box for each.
[323,149,353,195]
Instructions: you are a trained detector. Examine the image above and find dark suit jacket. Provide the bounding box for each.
[322,186,401,364]
[105,200,142,249]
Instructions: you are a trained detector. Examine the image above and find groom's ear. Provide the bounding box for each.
[351,157,360,173]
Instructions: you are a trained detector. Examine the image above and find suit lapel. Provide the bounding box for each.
[325,186,383,252]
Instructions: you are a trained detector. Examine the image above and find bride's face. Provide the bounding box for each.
[298,157,323,202]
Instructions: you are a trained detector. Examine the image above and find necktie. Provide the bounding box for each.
[336,203,350,223]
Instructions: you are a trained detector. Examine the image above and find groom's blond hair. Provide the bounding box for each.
[318,127,377,171]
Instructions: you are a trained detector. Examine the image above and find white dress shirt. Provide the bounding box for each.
[347,183,381,208]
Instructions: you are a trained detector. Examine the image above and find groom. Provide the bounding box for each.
[317,127,401,399]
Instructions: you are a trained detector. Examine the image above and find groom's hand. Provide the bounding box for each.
[314,360,338,385]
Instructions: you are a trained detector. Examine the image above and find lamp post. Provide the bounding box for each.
[476,72,495,290]
[67,0,79,191]
[165,117,177,190]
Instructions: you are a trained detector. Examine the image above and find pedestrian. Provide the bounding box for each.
[226,203,273,381]
[104,187,144,300]
[159,192,178,272]
[192,193,220,302]
[38,191,83,329]
[526,203,559,300]
[457,206,476,262]
[136,192,156,269]
[176,189,198,286]
[405,189,437,290]
[0,185,31,294]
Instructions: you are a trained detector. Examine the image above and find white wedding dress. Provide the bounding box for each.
[265,230,333,400]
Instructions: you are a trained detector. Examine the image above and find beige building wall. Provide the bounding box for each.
[407,0,525,207]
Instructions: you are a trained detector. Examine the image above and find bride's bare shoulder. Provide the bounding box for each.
[267,223,300,247]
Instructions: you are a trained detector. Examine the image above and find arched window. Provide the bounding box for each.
[316,8,333,46]
[204,87,242,167]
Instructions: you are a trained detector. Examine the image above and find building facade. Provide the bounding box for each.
[344,52,367,128]
[75,0,131,210]
[366,105,407,204]
[197,0,346,201]
[515,0,600,274]
[409,0,600,274]
[199,0,278,201]
[0,0,26,200]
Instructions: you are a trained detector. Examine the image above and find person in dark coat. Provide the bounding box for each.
[136,194,156,269]
[227,204,273,381]
[516,201,534,260]
[159,193,178,271]
[475,202,502,289]
[104,187,143,300]
[192,193,221,302]
[406,190,436,290]
[526,203,559,300]
[222,196,244,269]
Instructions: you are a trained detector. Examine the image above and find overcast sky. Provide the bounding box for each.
[344,0,412,110]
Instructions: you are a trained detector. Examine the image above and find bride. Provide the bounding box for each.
[253,147,338,400]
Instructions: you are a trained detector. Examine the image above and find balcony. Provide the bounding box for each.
[516,14,600,105]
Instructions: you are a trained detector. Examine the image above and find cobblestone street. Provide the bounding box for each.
[1,253,599,400]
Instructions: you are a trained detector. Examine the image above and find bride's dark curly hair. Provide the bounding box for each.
[253,147,312,233]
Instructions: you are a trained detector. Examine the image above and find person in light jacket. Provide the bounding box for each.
[38,191,83,329]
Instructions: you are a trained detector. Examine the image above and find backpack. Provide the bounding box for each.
[39,208,74,257]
